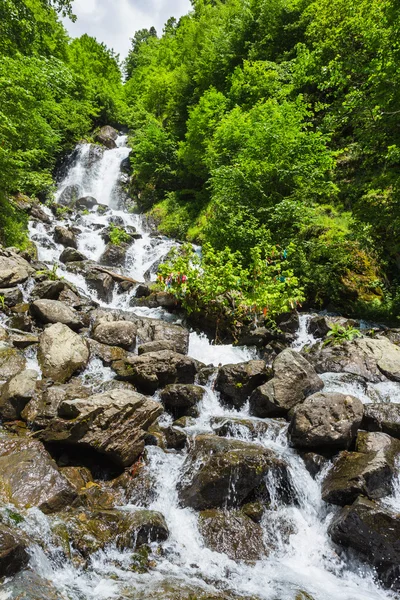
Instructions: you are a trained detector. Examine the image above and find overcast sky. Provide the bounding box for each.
[63,0,192,60]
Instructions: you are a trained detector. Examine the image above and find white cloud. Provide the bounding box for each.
[63,0,192,59]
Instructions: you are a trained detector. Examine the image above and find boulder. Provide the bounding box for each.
[135,284,151,298]
[198,509,266,561]
[111,463,157,506]
[58,184,81,207]
[151,321,189,355]
[289,392,363,451]
[215,360,270,409]
[30,203,52,224]
[160,384,205,418]
[22,380,92,427]
[87,339,127,365]
[0,345,26,380]
[93,320,137,350]
[54,226,77,249]
[99,243,129,267]
[85,268,114,302]
[0,369,38,420]
[0,249,34,288]
[38,323,90,383]
[1,571,62,599]
[31,279,66,300]
[59,247,87,263]
[306,336,400,383]
[249,349,323,418]
[322,431,400,505]
[362,403,400,439]
[112,350,201,395]
[95,125,118,149]
[0,287,23,307]
[0,436,76,513]
[307,315,359,338]
[37,389,163,467]
[0,524,29,578]
[31,299,83,330]
[76,196,97,210]
[178,434,290,510]
[328,496,400,589]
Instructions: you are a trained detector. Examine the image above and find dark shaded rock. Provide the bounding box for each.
[31,279,66,300]
[160,384,205,418]
[100,243,129,267]
[198,509,266,561]
[31,299,83,330]
[59,247,87,263]
[0,287,23,307]
[362,403,400,439]
[135,284,151,298]
[307,315,359,339]
[38,322,90,383]
[0,369,38,420]
[178,434,290,510]
[58,184,81,207]
[30,203,52,224]
[328,496,400,589]
[300,452,328,478]
[95,125,118,149]
[289,392,363,451]
[22,379,92,426]
[54,226,77,249]
[322,431,400,505]
[37,389,163,468]
[276,311,300,334]
[0,436,76,513]
[111,462,157,506]
[85,269,114,302]
[118,280,134,293]
[93,320,137,350]
[249,349,323,418]
[162,425,187,450]
[112,350,201,395]
[76,196,97,210]
[0,524,29,578]
[215,360,270,409]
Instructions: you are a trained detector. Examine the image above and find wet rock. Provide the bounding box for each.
[54,226,77,249]
[37,389,163,468]
[289,392,363,451]
[215,360,270,409]
[328,496,400,589]
[307,315,359,338]
[211,416,284,440]
[178,434,290,510]
[0,436,76,513]
[135,284,151,298]
[322,431,400,505]
[1,571,63,599]
[161,425,187,450]
[118,280,134,293]
[93,320,137,350]
[306,336,400,383]
[58,184,81,207]
[30,203,52,224]
[126,581,256,600]
[160,384,205,419]
[38,322,90,383]
[0,369,38,420]
[276,311,300,334]
[85,268,114,302]
[249,349,323,418]
[135,291,178,310]
[87,338,127,365]
[31,299,83,330]
[241,501,265,523]
[111,462,157,505]
[60,508,168,557]
[300,452,329,478]
[362,403,400,439]
[59,247,87,263]
[95,125,118,149]
[60,466,93,492]
[0,286,23,307]
[0,345,26,380]
[76,196,97,210]
[0,524,29,578]
[113,350,201,395]
[151,321,189,355]
[0,248,34,288]
[23,380,92,426]
[198,509,266,561]
[99,242,129,267]
[31,279,66,300]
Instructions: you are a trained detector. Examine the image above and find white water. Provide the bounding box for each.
[19,137,400,600]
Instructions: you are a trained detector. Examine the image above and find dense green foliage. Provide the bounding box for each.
[125,0,400,322]
[0,0,125,247]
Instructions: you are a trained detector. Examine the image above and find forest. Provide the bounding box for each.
[2,0,400,326]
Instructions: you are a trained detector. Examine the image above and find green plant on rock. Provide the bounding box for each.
[324,324,362,346]
[0,295,6,311]
[109,224,131,246]
[37,263,62,281]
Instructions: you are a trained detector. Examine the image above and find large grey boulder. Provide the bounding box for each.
[38,323,90,383]
[93,320,137,350]
[59,247,87,263]
[249,349,323,418]
[54,226,77,249]
[289,391,363,451]
[0,524,29,578]
[178,434,290,510]
[0,249,34,288]
[215,360,270,409]
[31,299,83,330]
[0,369,38,420]
[362,403,400,439]
[95,125,118,149]
[58,184,81,207]
[160,384,205,418]
[112,350,201,395]
[329,496,400,589]
[99,243,129,267]
[198,509,266,561]
[322,431,400,505]
[37,389,163,467]
[0,436,76,513]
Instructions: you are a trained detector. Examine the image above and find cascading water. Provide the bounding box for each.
[15,136,400,600]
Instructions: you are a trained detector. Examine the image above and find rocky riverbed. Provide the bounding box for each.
[0,129,399,600]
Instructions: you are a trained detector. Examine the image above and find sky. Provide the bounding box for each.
[62,0,192,60]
